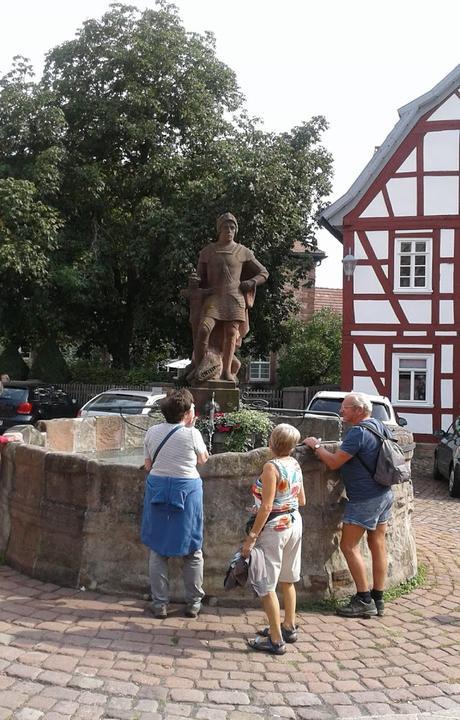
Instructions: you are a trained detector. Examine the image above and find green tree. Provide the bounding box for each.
[0,2,333,368]
[277,308,342,387]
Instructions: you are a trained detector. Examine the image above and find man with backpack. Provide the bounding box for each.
[304,392,395,618]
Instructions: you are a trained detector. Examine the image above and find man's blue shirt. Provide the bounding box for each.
[340,418,390,502]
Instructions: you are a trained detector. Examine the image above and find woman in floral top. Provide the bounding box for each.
[242,424,305,655]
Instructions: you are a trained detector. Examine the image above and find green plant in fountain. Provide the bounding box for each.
[219,409,274,452]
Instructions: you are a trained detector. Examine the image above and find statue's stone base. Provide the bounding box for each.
[189,381,239,415]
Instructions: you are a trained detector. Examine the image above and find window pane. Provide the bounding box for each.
[415,242,426,252]
[400,256,411,265]
[400,242,411,252]
[400,277,410,287]
[414,373,426,400]
[399,358,427,369]
[415,256,426,266]
[400,266,410,276]
[398,373,411,400]
[414,277,426,287]
[414,266,426,276]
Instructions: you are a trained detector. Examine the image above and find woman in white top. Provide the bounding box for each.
[141,389,208,619]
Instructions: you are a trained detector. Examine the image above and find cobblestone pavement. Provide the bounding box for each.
[0,457,459,720]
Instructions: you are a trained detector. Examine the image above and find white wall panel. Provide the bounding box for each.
[404,331,428,336]
[441,345,453,372]
[354,301,399,324]
[350,331,397,336]
[386,177,417,216]
[429,94,460,121]
[396,149,417,173]
[441,379,453,408]
[398,300,432,324]
[440,229,455,257]
[353,346,366,371]
[360,192,389,218]
[399,413,432,434]
[364,344,385,372]
[353,376,379,395]
[353,232,365,259]
[364,231,389,259]
[441,414,453,431]
[353,266,384,294]
[439,300,454,324]
[439,263,454,293]
[424,130,460,171]
[424,176,459,215]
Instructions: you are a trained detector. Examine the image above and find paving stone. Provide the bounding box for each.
[14,710,45,720]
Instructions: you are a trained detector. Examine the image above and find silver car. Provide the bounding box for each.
[78,389,165,417]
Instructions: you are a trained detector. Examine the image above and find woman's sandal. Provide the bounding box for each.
[247,635,286,655]
[257,625,298,643]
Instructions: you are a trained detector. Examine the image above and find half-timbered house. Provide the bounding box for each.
[320,65,460,441]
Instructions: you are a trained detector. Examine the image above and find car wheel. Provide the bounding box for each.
[448,463,460,498]
[432,454,443,480]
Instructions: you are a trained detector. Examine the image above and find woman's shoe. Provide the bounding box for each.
[257,625,298,643]
[247,635,286,655]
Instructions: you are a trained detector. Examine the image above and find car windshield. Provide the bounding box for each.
[309,398,391,421]
[0,388,28,405]
[87,393,148,415]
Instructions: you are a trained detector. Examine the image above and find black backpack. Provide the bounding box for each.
[356,421,411,487]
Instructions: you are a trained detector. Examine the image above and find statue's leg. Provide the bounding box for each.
[222,322,240,382]
[195,316,215,368]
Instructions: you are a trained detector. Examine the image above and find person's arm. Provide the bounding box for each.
[197,450,209,465]
[303,436,352,470]
[298,479,306,506]
[144,457,153,472]
[241,461,277,558]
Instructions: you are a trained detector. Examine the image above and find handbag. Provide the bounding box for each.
[245,510,289,536]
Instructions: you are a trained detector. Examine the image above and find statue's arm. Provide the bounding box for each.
[241,252,269,289]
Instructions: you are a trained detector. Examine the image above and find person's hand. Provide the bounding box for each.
[239,279,255,292]
[241,537,255,559]
[303,436,319,449]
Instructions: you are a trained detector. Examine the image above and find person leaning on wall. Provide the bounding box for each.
[140,388,209,619]
[303,392,393,618]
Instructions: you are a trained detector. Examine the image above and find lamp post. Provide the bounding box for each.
[342,250,357,280]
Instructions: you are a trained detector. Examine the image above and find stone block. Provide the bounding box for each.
[41,419,76,452]
[74,417,97,453]
[95,416,124,450]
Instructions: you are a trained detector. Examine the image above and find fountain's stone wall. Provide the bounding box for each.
[0,416,417,604]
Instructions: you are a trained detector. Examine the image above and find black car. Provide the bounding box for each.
[433,417,460,498]
[0,380,78,433]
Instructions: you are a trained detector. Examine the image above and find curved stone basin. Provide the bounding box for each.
[0,415,417,604]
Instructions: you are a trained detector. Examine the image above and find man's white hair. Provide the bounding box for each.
[346,392,372,415]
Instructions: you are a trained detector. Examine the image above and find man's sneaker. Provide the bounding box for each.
[336,595,378,618]
[185,604,201,618]
[371,593,385,616]
[148,604,167,619]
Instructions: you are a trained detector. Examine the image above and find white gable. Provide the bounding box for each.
[424,130,460,171]
[428,92,460,121]
[424,176,459,215]
[359,191,388,218]
[396,149,417,173]
[386,177,417,216]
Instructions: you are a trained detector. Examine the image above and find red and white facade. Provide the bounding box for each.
[321,66,460,441]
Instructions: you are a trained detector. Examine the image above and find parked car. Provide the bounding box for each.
[433,418,460,498]
[78,389,166,417]
[0,380,78,433]
[305,390,407,427]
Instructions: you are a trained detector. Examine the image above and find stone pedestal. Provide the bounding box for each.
[189,380,240,415]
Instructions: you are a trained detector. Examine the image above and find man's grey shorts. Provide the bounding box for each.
[255,511,303,593]
[342,490,393,531]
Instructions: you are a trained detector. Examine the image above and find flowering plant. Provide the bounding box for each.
[196,409,273,453]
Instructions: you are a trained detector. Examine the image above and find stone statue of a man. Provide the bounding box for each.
[185,212,268,384]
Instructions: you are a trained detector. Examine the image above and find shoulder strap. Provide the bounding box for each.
[359,420,386,441]
[152,425,183,465]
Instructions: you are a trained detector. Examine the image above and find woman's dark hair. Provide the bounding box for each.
[160,388,194,424]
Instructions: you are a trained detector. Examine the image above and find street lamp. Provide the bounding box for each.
[342,250,357,280]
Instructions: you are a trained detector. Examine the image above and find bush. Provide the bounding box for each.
[30,339,71,382]
[196,408,274,453]
[0,343,29,380]
[68,361,171,385]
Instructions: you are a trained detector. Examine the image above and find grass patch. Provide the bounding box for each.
[298,564,427,613]
[383,563,427,602]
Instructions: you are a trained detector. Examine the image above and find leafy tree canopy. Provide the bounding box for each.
[277,308,342,388]
[0,1,333,369]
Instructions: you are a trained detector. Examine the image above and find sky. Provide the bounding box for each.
[1,0,459,288]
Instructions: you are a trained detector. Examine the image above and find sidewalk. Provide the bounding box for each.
[0,456,459,720]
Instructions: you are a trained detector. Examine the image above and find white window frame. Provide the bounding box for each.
[249,357,271,383]
[391,353,434,406]
[394,237,432,292]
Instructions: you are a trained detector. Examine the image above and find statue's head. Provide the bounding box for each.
[216,212,238,239]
